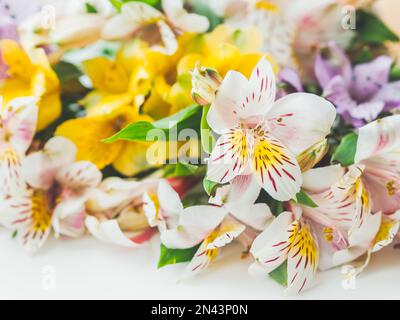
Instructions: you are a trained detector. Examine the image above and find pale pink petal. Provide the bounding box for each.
[207,71,247,134]
[56,161,102,190]
[302,165,345,193]
[160,205,228,249]
[267,93,336,155]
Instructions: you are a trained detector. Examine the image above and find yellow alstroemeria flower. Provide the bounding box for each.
[167,24,278,111]
[55,103,199,177]
[0,40,61,131]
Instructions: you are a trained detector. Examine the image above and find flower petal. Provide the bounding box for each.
[21,136,77,190]
[251,133,302,201]
[207,127,251,184]
[371,213,400,253]
[56,161,102,190]
[302,164,345,193]
[286,220,318,294]
[355,115,400,162]
[85,216,151,247]
[268,92,336,155]
[1,96,38,154]
[160,205,228,249]
[207,71,247,134]
[250,211,295,274]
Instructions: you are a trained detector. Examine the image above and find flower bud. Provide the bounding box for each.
[296,139,329,172]
[191,62,222,106]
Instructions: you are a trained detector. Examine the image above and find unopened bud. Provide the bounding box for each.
[191,62,222,106]
[297,139,329,172]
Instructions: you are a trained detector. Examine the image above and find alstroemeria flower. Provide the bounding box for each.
[354,115,400,214]
[300,165,377,270]
[316,43,400,127]
[102,0,209,55]
[0,40,61,131]
[143,177,272,277]
[85,177,159,247]
[2,137,102,253]
[250,207,319,294]
[206,57,336,201]
[0,96,38,195]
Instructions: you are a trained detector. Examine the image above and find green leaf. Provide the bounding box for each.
[256,190,284,217]
[200,105,215,154]
[269,261,287,287]
[158,244,199,269]
[356,10,399,44]
[109,0,161,11]
[390,64,400,81]
[332,132,358,166]
[104,105,202,143]
[85,2,98,13]
[295,190,318,208]
[53,61,82,83]
[191,0,223,31]
[354,46,373,64]
[164,162,198,178]
[203,178,219,196]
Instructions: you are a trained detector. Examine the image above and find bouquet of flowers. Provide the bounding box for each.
[1,0,400,294]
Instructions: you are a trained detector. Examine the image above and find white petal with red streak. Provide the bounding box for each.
[267,93,336,156]
[56,161,102,190]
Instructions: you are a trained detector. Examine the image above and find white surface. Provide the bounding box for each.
[0,229,399,300]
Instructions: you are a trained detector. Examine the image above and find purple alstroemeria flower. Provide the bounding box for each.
[315,42,400,128]
[277,67,304,98]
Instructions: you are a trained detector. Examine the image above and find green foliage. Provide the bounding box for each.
[203,178,219,196]
[200,105,215,154]
[110,0,161,11]
[269,261,288,287]
[104,105,202,143]
[355,10,399,44]
[164,162,199,178]
[295,190,318,208]
[332,132,358,166]
[158,244,199,268]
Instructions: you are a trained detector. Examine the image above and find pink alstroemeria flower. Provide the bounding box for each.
[2,137,102,253]
[206,57,336,201]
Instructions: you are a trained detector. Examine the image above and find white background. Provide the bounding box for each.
[0,229,399,300]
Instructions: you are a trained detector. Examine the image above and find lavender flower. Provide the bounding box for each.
[315,42,400,127]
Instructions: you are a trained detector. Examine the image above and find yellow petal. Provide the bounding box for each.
[55,117,124,169]
[112,141,155,177]
[83,57,130,93]
[0,39,34,82]
[37,92,62,131]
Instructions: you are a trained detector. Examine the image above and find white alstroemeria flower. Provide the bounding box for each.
[102,0,209,55]
[85,177,159,247]
[0,96,38,195]
[354,115,400,214]
[250,208,319,294]
[206,57,336,201]
[2,137,101,253]
[143,179,271,277]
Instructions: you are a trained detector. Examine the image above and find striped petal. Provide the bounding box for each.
[183,217,245,277]
[250,211,295,273]
[0,146,25,195]
[207,127,252,184]
[286,220,319,294]
[251,132,302,201]
[8,189,52,253]
[56,161,102,190]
